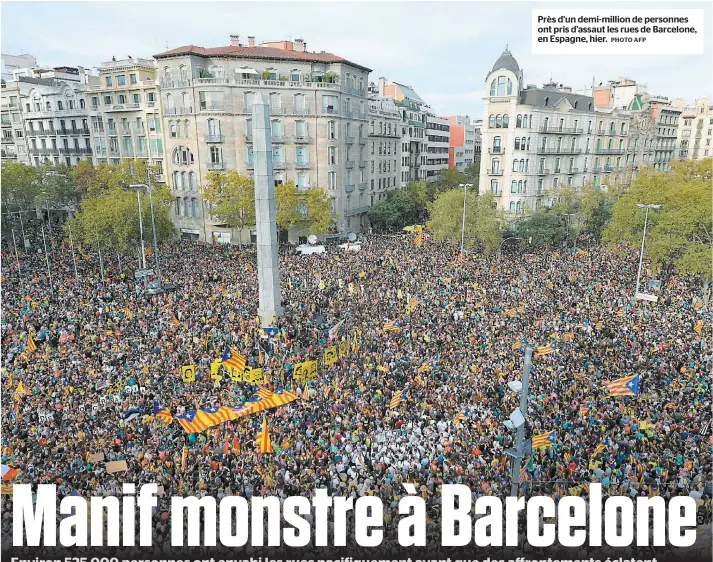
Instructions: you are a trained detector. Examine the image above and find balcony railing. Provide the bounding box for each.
[294,135,312,143]
[1,135,13,143]
[23,108,88,119]
[488,169,503,175]
[290,107,311,116]
[1,121,12,128]
[539,126,584,134]
[195,78,230,85]
[358,137,367,145]
[150,149,163,158]
[272,161,287,170]
[206,161,225,170]
[58,128,91,136]
[594,148,625,155]
[345,136,356,144]
[295,161,310,169]
[321,107,340,116]
[537,147,582,155]
[566,168,579,174]
[1,150,17,158]
[244,134,253,143]
[95,148,107,157]
[489,147,503,154]
[346,160,355,168]
[163,106,193,115]
[199,104,226,112]
[271,135,286,143]
[270,107,287,115]
[345,183,355,193]
[344,205,370,217]
[537,169,551,175]
[205,134,224,143]
[358,182,367,191]
[246,161,254,169]
[359,160,368,168]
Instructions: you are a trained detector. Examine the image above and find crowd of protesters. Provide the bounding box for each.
[1,224,710,554]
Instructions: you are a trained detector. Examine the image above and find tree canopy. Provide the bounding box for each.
[367,187,423,232]
[603,159,712,280]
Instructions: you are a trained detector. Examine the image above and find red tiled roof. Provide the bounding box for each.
[154,45,371,72]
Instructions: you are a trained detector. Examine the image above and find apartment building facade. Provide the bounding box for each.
[1,80,27,162]
[672,98,712,160]
[445,115,478,172]
[153,35,371,241]
[367,97,402,208]
[479,48,601,214]
[591,108,631,187]
[424,113,450,180]
[89,57,165,178]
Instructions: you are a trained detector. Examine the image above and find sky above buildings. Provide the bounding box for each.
[2,1,711,117]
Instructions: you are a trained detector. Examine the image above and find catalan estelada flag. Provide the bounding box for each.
[221,345,246,373]
[176,407,237,433]
[13,382,29,401]
[694,319,703,335]
[603,374,640,396]
[153,401,173,425]
[512,338,527,351]
[413,231,423,247]
[389,389,406,409]
[26,333,36,353]
[407,297,418,312]
[536,344,555,355]
[383,320,400,332]
[453,407,470,424]
[592,443,605,457]
[256,414,273,454]
[0,465,20,482]
[531,430,556,449]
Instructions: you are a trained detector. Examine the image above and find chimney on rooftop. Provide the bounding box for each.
[294,38,305,52]
[230,34,240,47]
[248,36,255,48]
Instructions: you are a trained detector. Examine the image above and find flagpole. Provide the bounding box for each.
[41,224,53,292]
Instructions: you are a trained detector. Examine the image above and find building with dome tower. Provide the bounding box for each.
[479,48,630,215]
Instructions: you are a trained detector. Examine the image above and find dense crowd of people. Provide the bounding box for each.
[1,223,711,555]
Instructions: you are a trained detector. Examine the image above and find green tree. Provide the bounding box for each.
[65,179,174,254]
[274,181,300,233]
[36,163,84,214]
[297,187,335,236]
[516,208,568,247]
[203,170,256,243]
[428,189,502,253]
[603,159,712,280]
[1,162,39,214]
[463,162,480,194]
[427,167,466,202]
[368,188,422,232]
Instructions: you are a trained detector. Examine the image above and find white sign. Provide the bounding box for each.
[532,9,704,55]
[212,232,232,245]
[635,292,659,302]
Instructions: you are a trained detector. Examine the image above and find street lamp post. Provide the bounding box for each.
[634,203,661,298]
[11,229,23,289]
[40,224,53,292]
[459,183,472,254]
[505,346,532,497]
[67,221,79,281]
[130,173,162,290]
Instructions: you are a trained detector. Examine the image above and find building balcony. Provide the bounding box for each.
[539,126,584,134]
[346,160,355,168]
[109,149,120,157]
[537,168,550,175]
[150,149,163,158]
[205,134,224,143]
[23,108,88,119]
[1,121,11,128]
[95,148,107,157]
[321,107,340,116]
[1,136,13,143]
[358,182,367,191]
[345,183,355,193]
[195,77,230,85]
[489,146,503,154]
[295,160,310,169]
[120,128,132,136]
[163,106,193,115]
[273,161,287,170]
[107,127,118,136]
[271,135,286,143]
[358,136,367,145]
[294,135,312,143]
[488,169,503,175]
[270,107,287,115]
[159,79,191,89]
[1,150,17,158]
[59,128,91,136]
[290,107,311,116]
[359,160,368,168]
[246,161,254,169]
[566,168,579,174]
[244,134,253,143]
[135,150,148,158]
[28,129,56,137]
[199,104,227,112]
[345,136,355,144]
[537,147,582,155]
[594,148,625,155]
[206,161,225,170]
[344,205,370,217]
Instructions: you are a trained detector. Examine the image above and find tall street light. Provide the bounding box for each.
[504,345,532,497]
[130,170,162,291]
[634,203,661,299]
[459,183,473,254]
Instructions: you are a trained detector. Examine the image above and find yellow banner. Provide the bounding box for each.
[227,366,243,382]
[324,346,337,366]
[181,365,195,383]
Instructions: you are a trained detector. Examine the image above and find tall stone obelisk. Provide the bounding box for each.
[252,93,283,328]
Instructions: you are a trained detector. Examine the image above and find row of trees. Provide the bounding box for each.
[203,170,334,241]
[368,159,711,282]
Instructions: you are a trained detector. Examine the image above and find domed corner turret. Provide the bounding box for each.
[485,47,522,99]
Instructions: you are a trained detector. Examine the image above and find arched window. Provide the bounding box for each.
[605,157,611,168]
[514,138,521,150]
[179,65,188,81]
[571,138,576,150]
[594,157,600,169]
[192,198,200,217]
[503,115,510,128]
[182,171,188,188]
[513,160,519,172]
[495,115,503,128]
[490,80,496,96]
[523,115,528,128]
[507,79,512,95]
[175,197,181,216]
[164,67,172,81]
[509,201,516,213]
[497,76,506,96]
[181,92,190,108]
[524,180,528,192]
[173,171,181,189]
[588,103,592,110]
[492,136,502,150]
[271,119,283,138]
[607,139,613,149]
[516,201,522,213]
[544,97,549,106]
[491,158,500,172]
[596,139,602,150]
[516,115,522,128]
[165,93,173,108]
[489,114,496,128]
[172,146,193,166]
[519,160,525,172]
[184,119,190,137]
[518,180,523,193]
[511,180,517,193]
[80,99,85,109]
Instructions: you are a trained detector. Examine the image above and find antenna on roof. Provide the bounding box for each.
[165,41,169,50]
